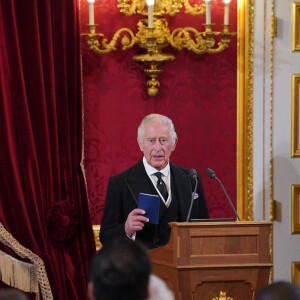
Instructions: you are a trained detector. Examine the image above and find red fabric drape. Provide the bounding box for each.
[0,1,95,299]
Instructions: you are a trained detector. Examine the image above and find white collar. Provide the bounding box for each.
[142,157,170,177]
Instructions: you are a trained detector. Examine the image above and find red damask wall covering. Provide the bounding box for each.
[79,0,238,225]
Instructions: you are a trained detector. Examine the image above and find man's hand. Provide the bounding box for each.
[125,209,149,237]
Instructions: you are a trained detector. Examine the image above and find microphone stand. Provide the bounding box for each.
[215,176,240,221]
[186,177,198,222]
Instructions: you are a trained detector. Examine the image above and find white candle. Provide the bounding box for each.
[87,0,95,25]
[223,0,231,25]
[205,0,211,25]
[147,0,154,28]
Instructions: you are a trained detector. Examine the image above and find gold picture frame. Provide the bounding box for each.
[291,184,300,234]
[237,0,254,221]
[292,261,300,286]
[292,2,300,51]
[291,74,300,157]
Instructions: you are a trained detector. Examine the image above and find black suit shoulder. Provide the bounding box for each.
[170,162,190,174]
[110,160,145,182]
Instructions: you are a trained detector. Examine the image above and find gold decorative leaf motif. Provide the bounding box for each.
[212,291,233,300]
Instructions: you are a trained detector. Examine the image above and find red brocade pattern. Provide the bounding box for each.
[80,0,238,224]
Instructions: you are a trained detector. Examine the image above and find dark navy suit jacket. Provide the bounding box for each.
[100,160,209,249]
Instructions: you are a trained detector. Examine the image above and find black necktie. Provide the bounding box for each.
[154,172,169,200]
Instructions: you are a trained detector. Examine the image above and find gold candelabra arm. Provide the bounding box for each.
[81,25,138,54]
[206,37,230,53]
[182,0,206,15]
[102,28,138,51]
[205,24,237,53]
[168,25,236,54]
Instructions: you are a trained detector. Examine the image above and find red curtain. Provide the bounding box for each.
[0,1,95,299]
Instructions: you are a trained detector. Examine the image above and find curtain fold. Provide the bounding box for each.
[0,1,95,299]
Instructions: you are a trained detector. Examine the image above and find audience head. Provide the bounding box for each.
[0,289,28,300]
[255,281,300,300]
[147,274,174,300]
[88,237,151,300]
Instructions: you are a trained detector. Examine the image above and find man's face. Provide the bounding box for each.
[139,122,177,170]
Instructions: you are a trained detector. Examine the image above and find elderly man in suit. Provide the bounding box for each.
[100,114,209,249]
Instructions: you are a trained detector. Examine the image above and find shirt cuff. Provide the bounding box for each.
[126,232,136,240]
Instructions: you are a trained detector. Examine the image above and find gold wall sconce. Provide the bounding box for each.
[82,0,236,97]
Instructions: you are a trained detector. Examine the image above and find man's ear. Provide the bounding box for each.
[138,137,143,152]
[172,138,178,151]
[87,282,95,300]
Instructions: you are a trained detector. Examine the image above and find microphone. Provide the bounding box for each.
[205,168,216,178]
[186,169,198,222]
[205,168,241,221]
[189,168,198,179]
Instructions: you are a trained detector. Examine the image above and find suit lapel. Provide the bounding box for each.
[124,160,154,205]
[124,160,159,247]
[170,163,192,221]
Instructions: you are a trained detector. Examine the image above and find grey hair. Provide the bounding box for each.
[147,274,175,300]
[137,114,177,145]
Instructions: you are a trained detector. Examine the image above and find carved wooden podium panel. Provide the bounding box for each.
[149,221,272,300]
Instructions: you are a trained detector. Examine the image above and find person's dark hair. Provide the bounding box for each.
[89,237,151,300]
[255,281,300,300]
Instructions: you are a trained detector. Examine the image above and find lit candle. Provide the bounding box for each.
[223,0,231,26]
[205,0,211,25]
[87,0,95,25]
[147,0,154,28]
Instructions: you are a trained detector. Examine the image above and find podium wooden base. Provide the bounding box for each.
[149,221,272,300]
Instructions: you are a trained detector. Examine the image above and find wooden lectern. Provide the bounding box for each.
[149,221,272,300]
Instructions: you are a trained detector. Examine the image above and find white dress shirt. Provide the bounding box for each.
[142,157,172,207]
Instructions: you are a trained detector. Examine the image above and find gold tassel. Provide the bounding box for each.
[0,222,52,299]
[0,252,13,286]
[0,250,39,294]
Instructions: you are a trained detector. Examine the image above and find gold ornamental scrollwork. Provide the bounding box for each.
[182,0,206,15]
[212,291,233,300]
[117,0,182,17]
[117,0,147,16]
[117,0,207,16]
[245,0,254,221]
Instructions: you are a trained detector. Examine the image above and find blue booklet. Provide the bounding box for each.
[138,193,160,224]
